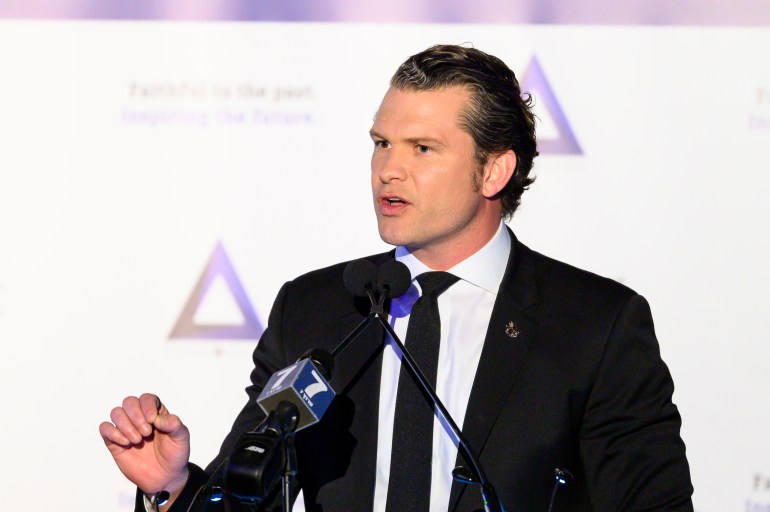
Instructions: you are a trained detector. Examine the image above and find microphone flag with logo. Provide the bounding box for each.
[256,357,335,431]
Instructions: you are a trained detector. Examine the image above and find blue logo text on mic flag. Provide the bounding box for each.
[257,359,336,431]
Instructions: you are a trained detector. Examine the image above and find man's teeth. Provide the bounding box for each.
[387,198,403,204]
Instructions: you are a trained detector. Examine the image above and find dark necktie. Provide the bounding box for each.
[385,271,460,511]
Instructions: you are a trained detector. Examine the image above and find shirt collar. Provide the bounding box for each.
[394,221,511,295]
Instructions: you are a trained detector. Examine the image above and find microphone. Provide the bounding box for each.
[220,258,412,507]
[225,401,300,503]
[547,467,574,512]
[256,349,336,431]
[375,259,411,300]
[343,258,411,301]
[344,257,501,510]
[188,399,305,510]
[343,259,378,298]
[343,257,412,318]
[331,258,410,360]
[222,350,336,505]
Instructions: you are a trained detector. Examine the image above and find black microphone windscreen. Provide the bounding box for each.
[377,259,412,299]
[343,259,378,297]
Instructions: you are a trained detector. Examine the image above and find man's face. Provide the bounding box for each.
[370,86,499,267]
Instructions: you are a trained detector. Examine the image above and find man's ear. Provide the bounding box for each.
[481,150,516,199]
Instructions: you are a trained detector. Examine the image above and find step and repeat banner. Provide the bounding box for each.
[1,3,769,511]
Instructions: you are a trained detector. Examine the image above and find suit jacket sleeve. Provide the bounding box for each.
[578,293,693,511]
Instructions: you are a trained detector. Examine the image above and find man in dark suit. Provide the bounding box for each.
[100,45,693,511]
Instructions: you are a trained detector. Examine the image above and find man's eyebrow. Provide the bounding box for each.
[405,137,445,147]
[369,129,386,139]
[369,130,446,147]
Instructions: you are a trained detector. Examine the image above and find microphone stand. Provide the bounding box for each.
[186,271,503,512]
[369,287,504,512]
[282,434,297,512]
[329,311,378,358]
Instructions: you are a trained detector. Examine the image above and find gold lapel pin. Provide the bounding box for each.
[505,320,520,338]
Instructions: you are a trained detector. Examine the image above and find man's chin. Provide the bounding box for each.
[377,226,410,248]
[378,233,400,248]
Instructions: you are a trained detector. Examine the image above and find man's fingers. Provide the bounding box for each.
[139,393,165,421]
[151,412,188,441]
[121,395,154,437]
[136,394,187,440]
[98,421,131,448]
[110,404,148,444]
[101,393,188,462]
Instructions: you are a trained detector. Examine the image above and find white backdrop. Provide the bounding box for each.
[0,21,769,512]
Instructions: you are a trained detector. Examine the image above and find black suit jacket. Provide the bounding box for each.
[160,232,693,512]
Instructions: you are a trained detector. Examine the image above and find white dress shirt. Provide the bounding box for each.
[372,222,511,512]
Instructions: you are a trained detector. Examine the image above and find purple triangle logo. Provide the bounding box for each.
[522,55,583,155]
[170,241,264,340]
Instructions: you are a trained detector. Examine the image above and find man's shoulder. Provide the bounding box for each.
[515,238,638,307]
[512,240,652,344]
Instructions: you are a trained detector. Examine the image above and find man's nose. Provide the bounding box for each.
[376,149,408,183]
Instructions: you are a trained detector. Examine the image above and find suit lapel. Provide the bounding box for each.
[449,233,540,511]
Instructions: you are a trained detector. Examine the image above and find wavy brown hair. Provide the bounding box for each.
[390,44,538,219]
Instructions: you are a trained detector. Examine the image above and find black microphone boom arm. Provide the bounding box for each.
[373,313,504,512]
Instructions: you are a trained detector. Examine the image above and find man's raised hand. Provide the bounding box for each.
[99,393,191,501]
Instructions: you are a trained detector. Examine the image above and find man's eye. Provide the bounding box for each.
[417,145,431,154]
[374,140,390,149]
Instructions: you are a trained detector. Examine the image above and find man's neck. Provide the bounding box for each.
[406,221,502,270]
[396,221,509,278]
